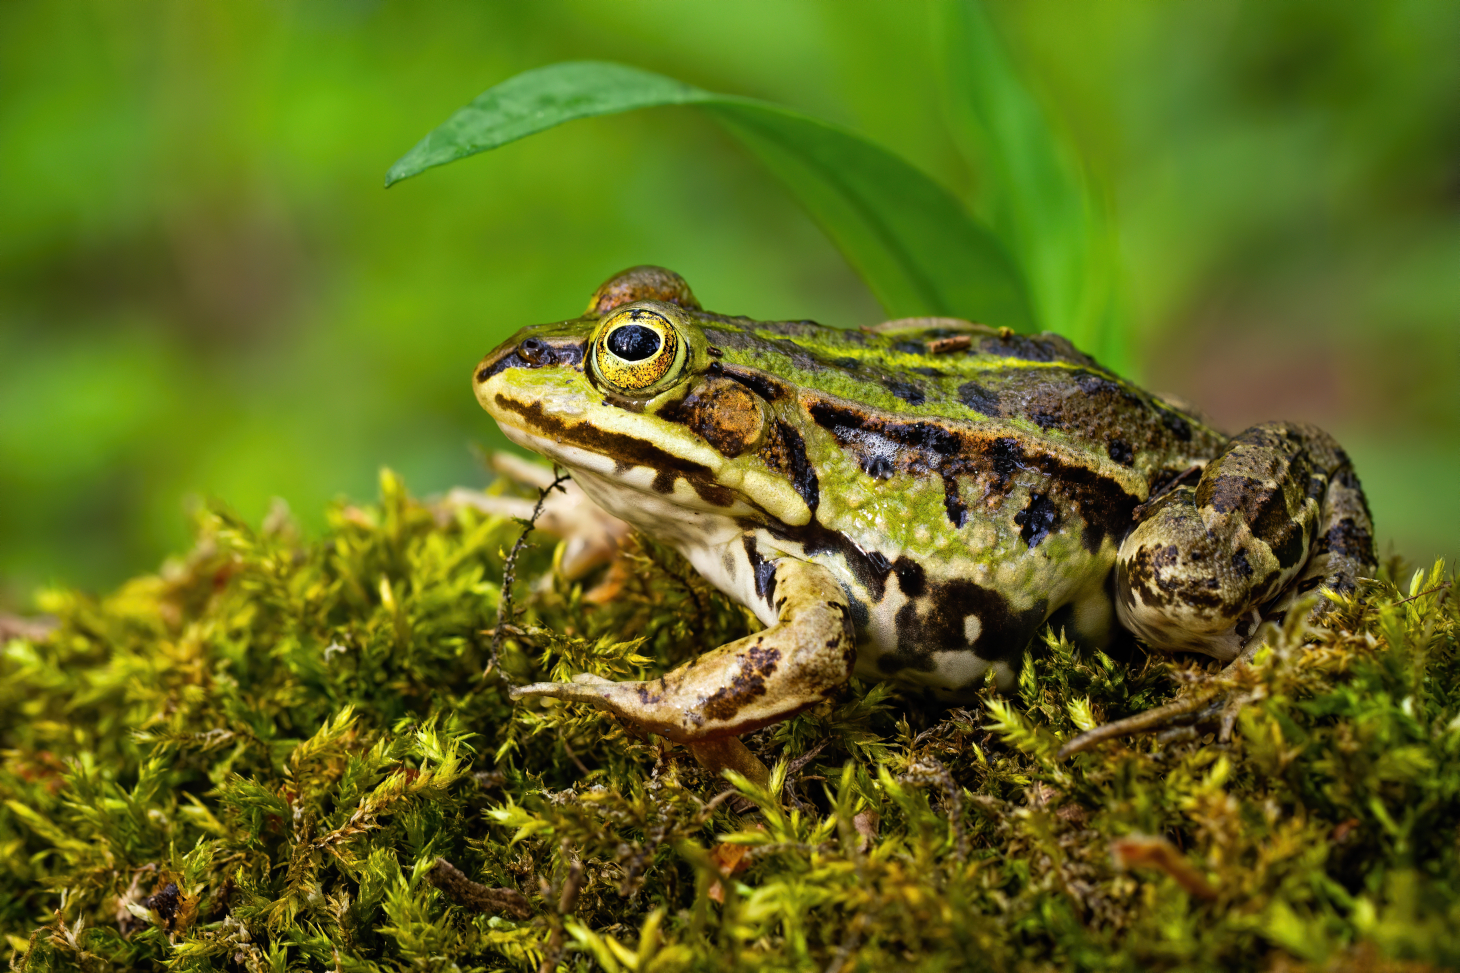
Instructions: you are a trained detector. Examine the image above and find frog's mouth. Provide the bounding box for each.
[482,389,741,516]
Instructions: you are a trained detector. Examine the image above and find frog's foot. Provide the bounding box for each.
[510,556,856,782]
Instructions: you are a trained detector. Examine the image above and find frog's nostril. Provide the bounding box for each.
[518,337,551,366]
[607,324,661,362]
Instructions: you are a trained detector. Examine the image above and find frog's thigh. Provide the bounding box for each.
[1115,421,1352,659]
[512,557,856,742]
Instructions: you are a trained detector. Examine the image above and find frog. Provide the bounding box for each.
[473,266,1376,766]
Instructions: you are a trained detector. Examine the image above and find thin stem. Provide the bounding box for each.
[487,470,571,684]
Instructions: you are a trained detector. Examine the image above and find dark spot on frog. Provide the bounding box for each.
[892,557,926,597]
[1107,439,1134,466]
[809,400,865,436]
[706,345,724,359]
[743,536,778,608]
[777,422,820,513]
[1072,371,1123,395]
[912,366,946,378]
[942,476,968,527]
[833,600,857,644]
[864,455,895,480]
[1313,517,1373,563]
[957,381,1001,417]
[759,421,820,512]
[494,395,735,506]
[883,579,1048,670]
[700,643,782,722]
[1014,493,1060,548]
[761,335,832,372]
[1141,467,1202,516]
[1231,548,1253,579]
[980,334,1057,362]
[764,520,897,604]
[1334,464,1363,494]
[903,422,961,455]
[832,356,861,370]
[1159,408,1192,441]
[1199,473,1309,569]
[864,549,892,579]
[989,437,1023,485]
[977,332,1100,367]
[1043,602,1076,640]
[1032,411,1062,430]
[885,380,926,405]
[1297,576,1324,594]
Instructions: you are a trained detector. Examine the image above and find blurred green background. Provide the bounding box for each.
[2,0,1457,607]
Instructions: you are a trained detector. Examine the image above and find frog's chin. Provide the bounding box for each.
[493,422,673,510]
[496,423,613,481]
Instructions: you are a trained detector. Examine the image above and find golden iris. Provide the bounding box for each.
[593,308,682,392]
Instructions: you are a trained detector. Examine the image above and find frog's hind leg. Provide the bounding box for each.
[510,556,856,776]
[1115,421,1374,660]
[1239,430,1376,651]
[1061,422,1376,758]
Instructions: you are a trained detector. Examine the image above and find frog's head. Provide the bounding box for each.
[473,267,802,527]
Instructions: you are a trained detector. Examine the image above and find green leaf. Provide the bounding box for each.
[387,60,1034,330]
[939,1,1128,369]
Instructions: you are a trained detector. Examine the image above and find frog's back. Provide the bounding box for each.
[695,313,1226,689]
[698,312,1224,496]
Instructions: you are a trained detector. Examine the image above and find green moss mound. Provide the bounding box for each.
[2,471,1457,972]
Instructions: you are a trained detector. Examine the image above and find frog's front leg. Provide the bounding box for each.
[1114,420,1376,659]
[511,556,857,744]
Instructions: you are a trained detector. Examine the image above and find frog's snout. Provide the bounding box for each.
[473,333,586,388]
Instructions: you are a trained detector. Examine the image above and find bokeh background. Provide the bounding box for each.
[2,0,1457,607]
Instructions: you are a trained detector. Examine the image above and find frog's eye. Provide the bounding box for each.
[592,307,685,394]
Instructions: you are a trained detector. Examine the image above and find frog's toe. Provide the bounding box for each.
[508,673,617,703]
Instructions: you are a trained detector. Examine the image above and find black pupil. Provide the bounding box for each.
[606,324,661,362]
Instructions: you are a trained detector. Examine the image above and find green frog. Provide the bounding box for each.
[473,267,1375,758]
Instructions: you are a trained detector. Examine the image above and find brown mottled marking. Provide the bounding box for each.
[658,376,767,458]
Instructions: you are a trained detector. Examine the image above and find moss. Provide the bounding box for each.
[2,470,1457,972]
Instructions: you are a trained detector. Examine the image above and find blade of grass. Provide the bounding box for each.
[939,1,1128,370]
[386,60,1034,330]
